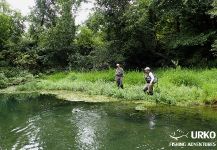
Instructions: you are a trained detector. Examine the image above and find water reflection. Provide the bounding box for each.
[11,115,41,150]
[148,114,156,129]
[71,107,107,150]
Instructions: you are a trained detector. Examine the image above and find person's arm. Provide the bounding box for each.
[149,72,155,84]
[115,69,118,76]
[121,68,124,77]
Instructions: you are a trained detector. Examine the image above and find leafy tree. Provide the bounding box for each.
[38,0,76,68]
[70,24,106,70]
[121,0,163,68]
[152,0,217,66]
[1,0,217,70]
[27,0,84,69]
[0,0,11,14]
[209,0,217,17]
[0,13,11,49]
[0,0,25,67]
[95,0,132,66]
[209,1,217,57]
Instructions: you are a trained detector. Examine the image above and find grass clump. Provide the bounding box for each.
[170,74,201,87]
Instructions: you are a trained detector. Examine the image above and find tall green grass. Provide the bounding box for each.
[16,68,217,106]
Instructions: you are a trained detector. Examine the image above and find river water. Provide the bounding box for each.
[0,94,216,150]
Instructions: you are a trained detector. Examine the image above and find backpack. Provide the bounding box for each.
[153,76,158,83]
[145,73,158,83]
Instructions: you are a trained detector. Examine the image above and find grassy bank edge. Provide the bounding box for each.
[1,68,217,106]
[0,88,152,104]
[0,87,214,107]
[1,89,217,121]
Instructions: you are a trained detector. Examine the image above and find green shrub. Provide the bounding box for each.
[17,81,39,91]
[0,73,8,89]
[0,68,35,89]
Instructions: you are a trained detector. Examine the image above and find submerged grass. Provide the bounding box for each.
[5,68,217,106]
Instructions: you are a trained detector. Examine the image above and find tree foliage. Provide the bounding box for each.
[0,0,216,71]
[0,0,25,67]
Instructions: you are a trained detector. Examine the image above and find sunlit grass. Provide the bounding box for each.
[15,68,217,105]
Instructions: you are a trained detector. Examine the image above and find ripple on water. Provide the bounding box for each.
[11,115,41,150]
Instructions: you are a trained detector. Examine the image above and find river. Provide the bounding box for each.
[0,94,216,150]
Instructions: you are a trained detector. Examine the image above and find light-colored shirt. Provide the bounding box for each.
[149,72,155,84]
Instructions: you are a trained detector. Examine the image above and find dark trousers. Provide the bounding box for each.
[143,83,154,95]
[116,77,123,89]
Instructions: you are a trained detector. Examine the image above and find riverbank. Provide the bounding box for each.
[1,91,217,122]
[0,67,34,88]
[0,68,217,106]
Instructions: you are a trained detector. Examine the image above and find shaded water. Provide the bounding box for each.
[0,94,217,150]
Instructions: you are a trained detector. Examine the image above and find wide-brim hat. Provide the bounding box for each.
[144,67,151,71]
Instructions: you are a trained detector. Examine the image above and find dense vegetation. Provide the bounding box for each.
[0,67,34,88]
[4,68,214,106]
[0,0,216,71]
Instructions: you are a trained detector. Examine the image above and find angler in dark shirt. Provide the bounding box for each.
[115,64,124,89]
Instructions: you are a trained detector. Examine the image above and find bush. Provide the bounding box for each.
[0,73,8,89]
[0,68,34,89]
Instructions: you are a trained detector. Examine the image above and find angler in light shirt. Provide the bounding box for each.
[143,67,156,95]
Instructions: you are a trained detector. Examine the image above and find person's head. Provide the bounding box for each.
[144,67,151,73]
[116,64,120,68]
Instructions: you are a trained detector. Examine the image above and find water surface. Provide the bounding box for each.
[0,94,216,150]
